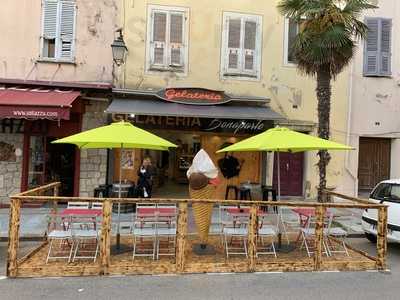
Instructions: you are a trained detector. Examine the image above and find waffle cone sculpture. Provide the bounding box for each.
[189,184,215,244]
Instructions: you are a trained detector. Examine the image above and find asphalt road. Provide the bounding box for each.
[0,238,399,300]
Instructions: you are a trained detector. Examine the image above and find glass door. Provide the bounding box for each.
[27,136,46,189]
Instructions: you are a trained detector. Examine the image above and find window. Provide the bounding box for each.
[221,12,262,79]
[40,0,76,62]
[284,18,300,65]
[363,18,392,77]
[146,5,189,73]
[371,183,391,200]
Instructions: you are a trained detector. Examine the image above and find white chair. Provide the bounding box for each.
[223,211,249,258]
[71,216,100,262]
[325,217,349,256]
[256,214,278,258]
[300,214,330,258]
[91,202,103,210]
[156,210,177,259]
[218,205,242,244]
[46,214,74,263]
[67,201,89,209]
[280,207,301,245]
[132,205,157,260]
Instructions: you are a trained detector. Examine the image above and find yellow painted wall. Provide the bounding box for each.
[121,0,350,198]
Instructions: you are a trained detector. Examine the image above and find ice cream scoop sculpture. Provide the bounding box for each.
[187,150,219,249]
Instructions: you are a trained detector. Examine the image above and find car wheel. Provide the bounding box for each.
[365,232,377,243]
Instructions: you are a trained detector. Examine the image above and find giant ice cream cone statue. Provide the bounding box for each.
[187,150,219,253]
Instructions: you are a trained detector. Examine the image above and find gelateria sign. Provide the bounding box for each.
[113,114,269,134]
[156,88,231,105]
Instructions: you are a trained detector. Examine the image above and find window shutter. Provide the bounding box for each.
[59,1,76,59]
[379,19,392,75]
[243,20,257,72]
[169,13,184,66]
[43,0,58,39]
[151,12,167,65]
[227,18,241,70]
[364,18,379,75]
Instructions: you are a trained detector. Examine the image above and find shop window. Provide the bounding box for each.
[221,12,262,80]
[146,5,189,74]
[40,0,76,62]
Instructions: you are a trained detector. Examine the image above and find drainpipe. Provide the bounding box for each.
[345,59,358,197]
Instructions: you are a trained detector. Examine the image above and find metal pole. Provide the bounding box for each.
[116,144,122,249]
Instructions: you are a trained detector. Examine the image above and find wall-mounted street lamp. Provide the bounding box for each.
[111,29,128,66]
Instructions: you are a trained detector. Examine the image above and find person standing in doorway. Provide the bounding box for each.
[137,157,155,198]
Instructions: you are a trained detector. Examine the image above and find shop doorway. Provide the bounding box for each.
[27,136,76,196]
[272,152,304,196]
[358,137,391,191]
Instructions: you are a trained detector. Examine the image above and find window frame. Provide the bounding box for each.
[39,0,77,63]
[145,5,189,76]
[363,17,392,77]
[220,11,262,81]
[283,18,299,67]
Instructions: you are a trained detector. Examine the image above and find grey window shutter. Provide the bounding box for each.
[59,1,76,59]
[379,19,392,75]
[244,20,257,71]
[43,0,58,39]
[152,12,167,65]
[170,13,184,66]
[364,18,379,76]
[227,18,241,70]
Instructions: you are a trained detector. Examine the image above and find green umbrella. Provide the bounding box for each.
[217,127,353,250]
[53,121,176,249]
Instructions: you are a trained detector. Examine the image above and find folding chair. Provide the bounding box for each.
[156,208,177,259]
[325,215,349,256]
[280,207,301,245]
[300,214,330,258]
[132,204,157,260]
[223,211,249,258]
[256,214,278,258]
[46,214,74,263]
[71,216,100,262]
[91,202,103,210]
[67,201,89,209]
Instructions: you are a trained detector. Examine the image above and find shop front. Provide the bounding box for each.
[0,81,111,203]
[107,88,283,199]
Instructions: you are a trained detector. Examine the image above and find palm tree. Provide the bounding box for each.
[277,0,376,202]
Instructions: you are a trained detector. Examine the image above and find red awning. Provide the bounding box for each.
[0,88,80,120]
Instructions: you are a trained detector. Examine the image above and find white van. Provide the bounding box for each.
[362,179,400,243]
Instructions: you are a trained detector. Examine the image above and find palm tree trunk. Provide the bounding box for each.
[316,69,332,202]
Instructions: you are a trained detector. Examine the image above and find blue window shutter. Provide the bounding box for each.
[363,18,379,76]
[379,19,392,76]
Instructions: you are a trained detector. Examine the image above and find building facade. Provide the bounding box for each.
[0,0,119,204]
[343,0,399,196]
[111,0,351,199]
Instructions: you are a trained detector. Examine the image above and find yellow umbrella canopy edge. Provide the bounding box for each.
[217,127,353,153]
[52,121,177,150]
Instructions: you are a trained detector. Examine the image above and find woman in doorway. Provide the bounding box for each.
[137,157,155,198]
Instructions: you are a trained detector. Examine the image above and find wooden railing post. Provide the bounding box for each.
[100,199,112,275]
[7,198,21,277]
[313,205,325,271]
[247,204,258,272]
[377,206,388,270]
[176,202,188,273]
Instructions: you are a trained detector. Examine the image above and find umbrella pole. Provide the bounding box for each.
[117,144,122,249]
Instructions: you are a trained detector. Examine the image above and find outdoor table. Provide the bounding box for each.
[136,207,176,217]
[60,208,102,230]
[226,207,267,217]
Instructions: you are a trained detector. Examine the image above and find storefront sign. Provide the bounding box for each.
[0,119,48,134]
[113,114,269,135]
[156,88,231,105]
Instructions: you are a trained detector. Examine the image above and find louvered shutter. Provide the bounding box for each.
[379,19,392,75]
[169,13,184,66]
[151,12,167,65]
[364,18,379,76]
[59,1,76,60]
[43,0,58,39]
[227,18,241,71]
[243,20,257,73]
